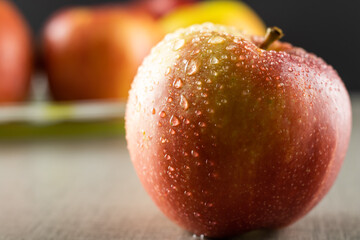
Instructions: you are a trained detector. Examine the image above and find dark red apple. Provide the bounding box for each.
[125,24,352,238]
[137,0,197,19]
[42,6,162,101]
[0,0,32,103]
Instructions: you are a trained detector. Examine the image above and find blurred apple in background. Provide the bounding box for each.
[0,0,33,103]
[137,0,198,19]
[42,6,162,101]
[160,0,266,36]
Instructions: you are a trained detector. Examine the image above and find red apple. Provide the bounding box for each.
[125,24,352,238]
[42,5,162,101]
[136,0,197,19]
[0,0,32,103]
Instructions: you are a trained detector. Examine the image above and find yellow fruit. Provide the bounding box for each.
[160,1,266,36]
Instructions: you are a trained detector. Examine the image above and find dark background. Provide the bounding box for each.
[11,0,360,92]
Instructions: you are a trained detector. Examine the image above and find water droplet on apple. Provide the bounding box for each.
[173,78,183,89]
[136,103,141,112]
[160,111,166,118]
[170,116,180,127]
[187,59,199,75]
[209,220,217,225]
[288,67,293,72]
[165,67,171,76]
[191,150,199,157]
[194,212,201,217]
[211,172,219,178]
[208,36,225,44]
[195,110,202,116]
[210,56,219,65]
[226,45,236,51]
[199,122,206,128]
[173,39,185,51]
[180,95,189,110]
[170,129,176,135]
[192,37,200,43]
[185,191,192,197]
[167,97,173,103]
[233,37,242,43]
[191,49,200,55]
[201,92,208,98]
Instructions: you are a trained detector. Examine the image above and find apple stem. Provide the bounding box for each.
[260,27,284,50]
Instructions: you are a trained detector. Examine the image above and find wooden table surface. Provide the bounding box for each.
[0,95,359,240]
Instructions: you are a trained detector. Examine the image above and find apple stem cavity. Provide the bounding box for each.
[260,27,284,50]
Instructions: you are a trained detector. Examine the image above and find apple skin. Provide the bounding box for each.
[137,0,198,19]
[160,1,266,36]
[0,0,32,103]
[42,6,162,101]
[125,24,352,238]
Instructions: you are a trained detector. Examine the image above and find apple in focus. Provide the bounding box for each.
[0,0,33,103]
[42,6,162,101]
[160,1,266,36]
[125,23,352,238]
